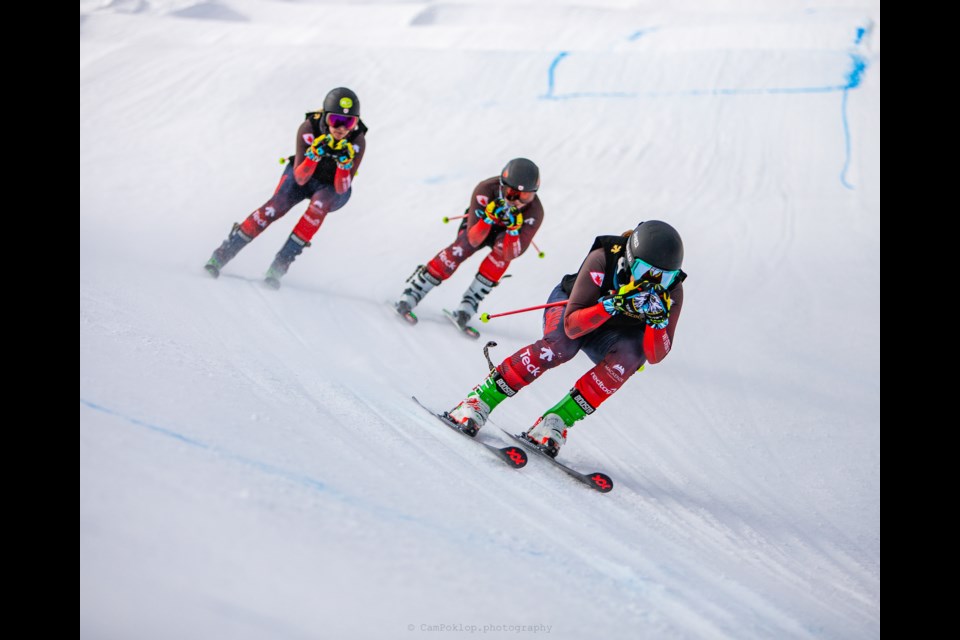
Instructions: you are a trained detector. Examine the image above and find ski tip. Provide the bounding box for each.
[588,473,614,493]
[391,301,418,324]
[501,446,528,468]
[443,309,481,339]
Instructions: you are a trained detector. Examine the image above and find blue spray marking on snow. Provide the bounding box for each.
[81,399,211,449]
[543,28,871,189]
[845,53,866,89]
[80,398,342,494]
[839,53,867,189]
[543,51,569,99]
[80,398,656,594]
[78,402,539,543]
[839,88,854,189]
[546,85,846,100]
[80,398,424,523]
[627,28,657,41]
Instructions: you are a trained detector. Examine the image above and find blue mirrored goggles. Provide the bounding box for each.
[630,257,680,289]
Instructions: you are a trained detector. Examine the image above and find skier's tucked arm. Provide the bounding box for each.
[563,249,613,339]
[334,132,366,194]
[502,198,543,260]
[465,184,496,247]
[642,284,682,363]
[293,120,318,186]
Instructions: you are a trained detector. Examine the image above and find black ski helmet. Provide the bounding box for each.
[323,87,360,117]
[625,220,684,271]
[500,158,540,193]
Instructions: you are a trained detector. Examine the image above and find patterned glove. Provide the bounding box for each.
[476,198,519,227]
[599,291,645,318]
[636,282,671,329]
[504,210,523,236]
[305,134,334,162]
[599,282,672,327]
[330,139,355,170]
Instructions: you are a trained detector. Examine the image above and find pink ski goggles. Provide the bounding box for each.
[326,113,358,130]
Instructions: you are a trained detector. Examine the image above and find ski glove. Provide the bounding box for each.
[637,282,671,329]
[477,199,520,230]
[330,139,355,170]
[305,134,333,162]
[504,210,524,236]
[305,135,355,169]
[599,282,672,328]
[600,291,645,319]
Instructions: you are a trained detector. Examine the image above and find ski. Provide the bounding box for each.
[390,301,418,325]
[412,396,527,468]
[501,429,613,493]
[442,309,480,340]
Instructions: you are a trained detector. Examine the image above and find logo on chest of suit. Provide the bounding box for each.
[590,271,604,286]
[303,133,315,146]
[476,195,490,207]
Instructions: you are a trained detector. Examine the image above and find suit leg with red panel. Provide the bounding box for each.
[446,287,582,429]
[497,294,583,392]
[496,285,648,433]
[234,164,310,240]
[573,329,646,409]
[454,232,515,320]
[396,220,482,311]
[207,164,308,273]
[265,184,351,286]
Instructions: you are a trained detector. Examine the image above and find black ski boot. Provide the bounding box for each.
[264,233,310,289]
[205,224,253,278]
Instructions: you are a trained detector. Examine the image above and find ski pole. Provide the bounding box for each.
[479,300,568,323]
[531,240,545,258]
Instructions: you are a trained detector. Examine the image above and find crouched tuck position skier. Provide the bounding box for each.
[394,158,544,330]
[446,220,687,457]
[204,87,368,289]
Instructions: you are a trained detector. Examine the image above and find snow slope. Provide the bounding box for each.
[80,1,880,638]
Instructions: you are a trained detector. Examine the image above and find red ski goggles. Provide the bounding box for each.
[326,113,358,130]
[501,186,536,203]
